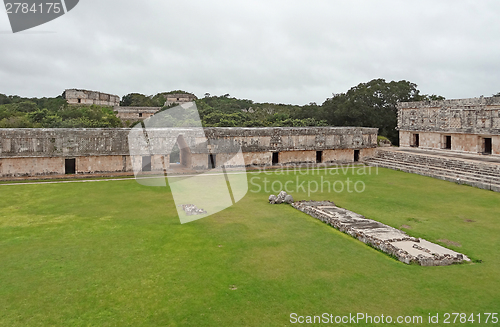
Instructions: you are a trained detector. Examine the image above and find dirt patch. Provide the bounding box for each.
[464,219,476,223]
[229,285,237,290]
[438,239,462,247]
[400,224,412,230]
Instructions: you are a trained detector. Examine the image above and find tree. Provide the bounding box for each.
[120,93,154,107]
[321,79,440,144]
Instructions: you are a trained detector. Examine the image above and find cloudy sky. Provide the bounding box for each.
[0,0,499,104]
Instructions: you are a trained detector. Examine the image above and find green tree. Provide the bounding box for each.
[321,79,441,144]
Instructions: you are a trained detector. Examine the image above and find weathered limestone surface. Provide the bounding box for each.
[398,97,500,135]
[398,97,500,155]
[0,127,377,158]
[293,201,470,266]
[0,127,378,177]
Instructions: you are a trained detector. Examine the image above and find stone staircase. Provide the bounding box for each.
[364,149,500,192]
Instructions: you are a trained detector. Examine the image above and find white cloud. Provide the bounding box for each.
[0,0,499,104]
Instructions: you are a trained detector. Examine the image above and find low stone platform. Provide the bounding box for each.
[292,201,470,266]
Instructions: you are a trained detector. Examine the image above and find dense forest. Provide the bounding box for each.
[0,79,452,144]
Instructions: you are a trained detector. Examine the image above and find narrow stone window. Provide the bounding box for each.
[354,150,360,162]
[139,113,143,118]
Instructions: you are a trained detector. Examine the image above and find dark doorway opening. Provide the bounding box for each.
[77,98,81,104]
[412,134,420,147]
[208,154,216,169]
[170,143,180,163]
[354,150,360,162]
[139,113,143,118]
[484,138,492,154]
[65,158,76,174]
[316,151,323,163]
[272,152,279,165]
[445,135,452,150]
[142,156,152,172]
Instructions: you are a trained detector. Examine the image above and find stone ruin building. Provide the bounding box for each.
[63,89,197,123]
[0,127,377,178]
[165,93,197,106]
[113,107,160,123]
[398,96,500,155]
[364,96,500,192]
[64,89,120,107]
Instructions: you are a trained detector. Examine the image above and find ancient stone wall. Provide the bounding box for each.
[398,97,500,154]
[64,89,120,107]
[165,93,197,106]
[398,97,500,135]
[0,127,378,177]
[113,107,161,122]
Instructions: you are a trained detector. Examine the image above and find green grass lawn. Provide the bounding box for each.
[0,167,499,326]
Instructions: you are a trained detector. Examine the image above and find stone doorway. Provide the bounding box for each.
[169,135,193,172]
[272,152,279,165]
[208,154,216,169]
[445,135,452,150]
[65,158,76,174]
[484,138,492,155]
[316,151,323,163]
[142,156,152,172]
[412,134,420,147]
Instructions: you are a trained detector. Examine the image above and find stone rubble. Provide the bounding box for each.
[269,191,294,204]
[292,200,471,266]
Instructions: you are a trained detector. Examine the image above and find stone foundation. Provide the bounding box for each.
[293,201,470,266]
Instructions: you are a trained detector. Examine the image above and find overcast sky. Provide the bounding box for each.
[0,0,499,105]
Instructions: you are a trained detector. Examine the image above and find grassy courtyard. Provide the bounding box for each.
[0,167,499,326]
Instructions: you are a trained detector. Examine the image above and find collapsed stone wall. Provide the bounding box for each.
[398,97,500,135]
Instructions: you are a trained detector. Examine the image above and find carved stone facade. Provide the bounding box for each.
[0,127,378,178]
[398,97,500,155]
[64,89,120,107]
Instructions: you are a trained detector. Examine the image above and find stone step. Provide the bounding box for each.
[366,158,500,184]
[375,152,500,178]
[365,158,500,192]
